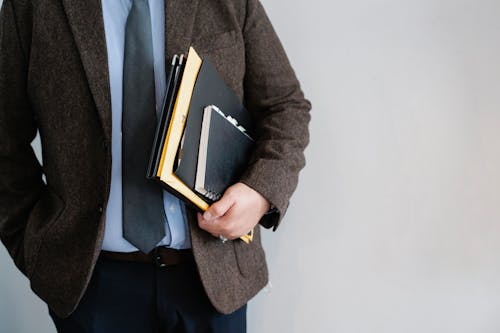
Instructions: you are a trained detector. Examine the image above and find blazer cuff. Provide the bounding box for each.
[239,160,294,230]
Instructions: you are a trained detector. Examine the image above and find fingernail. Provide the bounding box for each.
[203,212,212,220]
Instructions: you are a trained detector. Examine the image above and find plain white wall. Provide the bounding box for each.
[2,0,500,332]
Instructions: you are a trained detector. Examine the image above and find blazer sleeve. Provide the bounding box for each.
[239,0,311,230]
[0,0,44,273]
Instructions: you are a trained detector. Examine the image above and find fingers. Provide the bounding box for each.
[202,192,235,221]
[197,212,224,238]
[196,183,266,241]
[198,212,215,234]
[213,208,243,240]
[198,209,241,240]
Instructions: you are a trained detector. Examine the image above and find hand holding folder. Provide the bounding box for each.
[198,182,271,242]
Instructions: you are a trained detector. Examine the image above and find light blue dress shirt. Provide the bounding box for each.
[101,0,191,252]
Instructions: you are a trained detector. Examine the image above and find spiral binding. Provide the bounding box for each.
[203,188,222,201]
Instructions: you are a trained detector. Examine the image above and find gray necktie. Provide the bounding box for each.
[122,0,166,253]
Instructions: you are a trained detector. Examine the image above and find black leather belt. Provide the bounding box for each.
[100,247,193,267]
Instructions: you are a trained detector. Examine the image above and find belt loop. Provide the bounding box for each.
[152,247,166,268]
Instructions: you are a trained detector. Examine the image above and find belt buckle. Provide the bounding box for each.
[152,247,166,268]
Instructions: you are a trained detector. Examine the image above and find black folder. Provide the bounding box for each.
[147,55,185,179]
[174,58,254,190]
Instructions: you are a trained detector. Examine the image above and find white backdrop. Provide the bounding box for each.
[2,0,500,332]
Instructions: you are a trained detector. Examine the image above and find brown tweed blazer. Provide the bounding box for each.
[0,0,310,317]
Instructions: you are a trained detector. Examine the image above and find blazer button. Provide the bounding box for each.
[98,204,103,213]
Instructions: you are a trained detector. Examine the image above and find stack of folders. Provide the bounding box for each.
[147,47,255,243]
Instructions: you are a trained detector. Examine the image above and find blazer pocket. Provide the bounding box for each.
[232,227,267,277]
[24,186,65,278]
[192,29,239,53]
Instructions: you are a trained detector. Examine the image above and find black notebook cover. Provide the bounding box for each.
[174,59,254,189]
[195,106,254,201]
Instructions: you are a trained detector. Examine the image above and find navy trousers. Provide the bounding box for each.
[49,255,246,333]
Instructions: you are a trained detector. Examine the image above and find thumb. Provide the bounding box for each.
[203,195,235,221]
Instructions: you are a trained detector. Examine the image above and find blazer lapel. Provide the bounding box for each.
[60,0,200,142]
[165,0,200,58]
[61,0,111,142]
